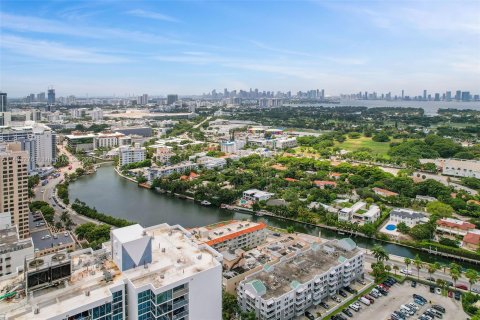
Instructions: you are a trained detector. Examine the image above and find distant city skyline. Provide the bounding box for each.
[1,0,479,96]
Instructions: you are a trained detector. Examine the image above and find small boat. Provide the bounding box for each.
[200,200,211,206]
[338,231,345,235]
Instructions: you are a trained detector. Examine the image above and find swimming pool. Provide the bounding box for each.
[386,224,397,231]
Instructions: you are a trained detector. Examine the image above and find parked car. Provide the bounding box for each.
[411,281,417,288]
[435,287,442,295]
[359,297,371,306]
[320,302,330,309]
[454,291,461,301]
[427,277,435,282]
[342,308,353,317]
[349,304,360,312]
[432,305,445,313]
[364,295,375,303]
[304,311,315,320]
[413,294,427,303]
[338,290,348,297]
[455,284,468,290]
[430,286,435,293]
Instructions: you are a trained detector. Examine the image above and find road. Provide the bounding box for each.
[364,250,480,293]
[193,116,211,129]
[34,144,100,227]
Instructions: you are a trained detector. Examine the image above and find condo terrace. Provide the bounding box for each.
[246,239,361,299]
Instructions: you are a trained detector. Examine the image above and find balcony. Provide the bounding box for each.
[173,299,188,310]
[172,310,188,320]
[173,288,188,299]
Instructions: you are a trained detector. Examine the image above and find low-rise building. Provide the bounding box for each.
[65,132,96,152]
[338,201,366,222]
[372,187,399,197]
[388,208,428,227]
[463,230,480,250]
[353,205,381,223]
[237,238,364,320]
[191,220,267,252]
[220,141,237,154]
[118,143,146,166]
[147,161,198,181]
[94,132,125,149]
[314,180,337,189]
[421,158,480,178]
[242,189,274,202]
[436,218,476,236]
[196,156,227,170]
[155,145,175,164]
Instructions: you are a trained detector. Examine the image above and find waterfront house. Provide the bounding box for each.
[436,218,476,236]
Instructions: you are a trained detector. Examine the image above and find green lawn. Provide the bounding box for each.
[335,137,399,156]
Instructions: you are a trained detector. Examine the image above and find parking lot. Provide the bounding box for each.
[299,279,373,320]
[351,280,468,320]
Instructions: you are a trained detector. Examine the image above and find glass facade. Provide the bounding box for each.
[137,284,189,320]
[66,290,124,320]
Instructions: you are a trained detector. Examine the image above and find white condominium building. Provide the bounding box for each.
[2,223,223,320]
[94,132,125,149]
[119,143,146,166]
[147,161,198,181]
[190,220,267,252]
[90,107,104,121]
[420,158,480,178]
[237,238,364,320]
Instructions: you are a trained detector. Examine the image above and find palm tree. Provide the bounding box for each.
[393,265,399,276]
[404,257,411,272]
[413,255,423,280]
[450,268,461,287]
[427,264,437,281]
[385,265,392,274]
[465,269,479,292]
[372,245,389,262]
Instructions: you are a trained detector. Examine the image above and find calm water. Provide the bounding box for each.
[288,100,480,115]
[69,165,477,268]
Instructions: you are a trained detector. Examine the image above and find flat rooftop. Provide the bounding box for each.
[128,224,221,289]
[190,220,266,246]
[2,223,221,319]
[244,239,362,300]
[0,227,32,253]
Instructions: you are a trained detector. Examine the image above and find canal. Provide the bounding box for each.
[69,165,477,269]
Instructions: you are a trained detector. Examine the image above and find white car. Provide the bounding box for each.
[401,268,413,275]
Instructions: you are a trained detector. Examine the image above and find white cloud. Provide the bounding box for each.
[251,40,366,66]
[126,9,179,23]
[1,34,128,63]
[0,12,183,44]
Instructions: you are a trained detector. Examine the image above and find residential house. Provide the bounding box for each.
[373,187,399,197]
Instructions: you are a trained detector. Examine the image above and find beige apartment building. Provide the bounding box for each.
[0,143,30,238]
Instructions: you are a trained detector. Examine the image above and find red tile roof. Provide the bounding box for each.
[463,232,480,245]
[314,180,337,188]
[437,219,475,230]
[372,187,399,197]
[205,222,267,246]
[284,178,299,182]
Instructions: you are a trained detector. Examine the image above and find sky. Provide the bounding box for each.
[0,0,479,97]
